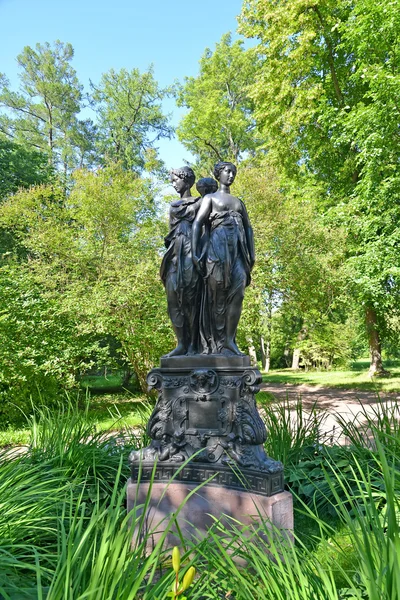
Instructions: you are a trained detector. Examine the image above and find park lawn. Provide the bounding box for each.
[84,391,150,429]
[262,358,400,392]
[81,373,124,388]
[0,391,150,448]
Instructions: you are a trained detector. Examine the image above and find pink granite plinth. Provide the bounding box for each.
[127,478,293,551]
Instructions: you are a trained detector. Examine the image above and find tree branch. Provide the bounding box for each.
[312,6,344,106]
[194,135,223,160]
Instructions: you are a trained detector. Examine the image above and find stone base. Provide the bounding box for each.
[127,478,293,552]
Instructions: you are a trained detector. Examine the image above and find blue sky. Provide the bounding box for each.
[0,0,244,175]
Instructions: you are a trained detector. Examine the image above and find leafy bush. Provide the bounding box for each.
[0,265,108,426]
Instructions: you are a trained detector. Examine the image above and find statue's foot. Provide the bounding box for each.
[222,341,244,356]
[165,343,187,357]
[187,344,197,356]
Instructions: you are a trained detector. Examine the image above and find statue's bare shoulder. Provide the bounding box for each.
[207,190,243,213]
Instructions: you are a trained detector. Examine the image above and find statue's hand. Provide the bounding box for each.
[193,254,204,275]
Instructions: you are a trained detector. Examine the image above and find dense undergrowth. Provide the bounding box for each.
[0,398,399,599]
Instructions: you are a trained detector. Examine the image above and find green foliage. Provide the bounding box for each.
[258,394,325,466]
[0,41,90,172]
[286,444,374,512]
[0,265,107,426]
[292,313,360,370]
[0,137,52,200]
[239,0,400,369]
[1,396,400,598]
[65,166,173,387]
[0,43,174,178]
[176,33,260,171]
[0,164,173,398]
[0,401,193,598]
[91,66,172,172]
[190,403,400,599]
[233,163,345,359]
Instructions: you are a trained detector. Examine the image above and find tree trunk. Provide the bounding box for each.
[291,325,308,370]
[122,367,132,388]
[283,346,291,367]
[247,337,258,367]
[261,293,273,372]
[260,335,270,372]
[365,305,390,377]
[291,348,301,370]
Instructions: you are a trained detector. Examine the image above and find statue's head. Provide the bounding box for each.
[170,166,195,195]
[213,161,237,186]
[196,177,218,197]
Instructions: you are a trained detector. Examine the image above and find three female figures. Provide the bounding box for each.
[161,162,255,357]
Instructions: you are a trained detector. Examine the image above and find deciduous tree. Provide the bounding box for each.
[91,67,172,173]
[0,136,51,199]
[0,41,86,172]
[0,165,172,394]
[235,162,345,366]
[239,0,400,375]
[176,33,260,172]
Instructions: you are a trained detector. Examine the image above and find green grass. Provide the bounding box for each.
[1,396,400,598]
[80,371,140,392]
[83,391,150,429]
[0,391,152,448]
[81,373,123,387]
[263,358,400,392]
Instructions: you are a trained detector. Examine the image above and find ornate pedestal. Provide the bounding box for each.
[129,355,284,493]
[128,355,290,550]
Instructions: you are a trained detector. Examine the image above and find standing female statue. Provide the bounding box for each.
[160,166,202,356]
[192,162,255,355]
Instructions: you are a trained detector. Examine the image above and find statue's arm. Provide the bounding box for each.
[240,201,255,268]
[192,194,212,272]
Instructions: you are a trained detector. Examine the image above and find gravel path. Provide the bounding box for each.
[261,382,400,444]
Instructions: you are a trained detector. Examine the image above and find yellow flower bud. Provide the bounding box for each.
[172,546,181,574]
[182,566,196,591]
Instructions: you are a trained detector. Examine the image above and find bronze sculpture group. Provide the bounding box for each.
[161,162,255,357]
[129,160,283,489]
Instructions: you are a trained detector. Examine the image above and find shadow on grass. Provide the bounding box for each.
[79,373,140,395]
[81,391,155,432]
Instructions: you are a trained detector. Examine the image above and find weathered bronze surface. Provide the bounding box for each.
[160,166,201,357]
[129,162,283,494]
[129,361,283,491]
[192,162,255,356]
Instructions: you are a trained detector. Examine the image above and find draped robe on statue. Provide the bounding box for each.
[200,203,252,354]
[160,197,202,334]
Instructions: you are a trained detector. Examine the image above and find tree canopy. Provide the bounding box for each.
[239,0,400,374]
[177,33,261,171]
[91,67,173,173]
[1,0,400,409]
